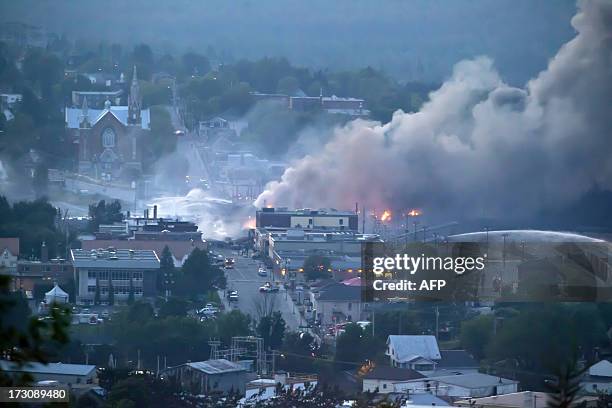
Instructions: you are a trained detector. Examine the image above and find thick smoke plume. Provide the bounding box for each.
[256,0,612,221]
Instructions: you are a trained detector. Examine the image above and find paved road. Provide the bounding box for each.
[217,248,303,331]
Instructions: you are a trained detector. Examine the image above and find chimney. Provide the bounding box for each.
[41,241,49,262]
[153,205,158,219]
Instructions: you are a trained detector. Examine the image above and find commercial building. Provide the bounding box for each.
[71,248,160,305]
[256,208,359,231]
[163,359,247,395]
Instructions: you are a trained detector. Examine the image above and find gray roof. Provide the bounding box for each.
[438,350,479,368]
[0,361,96,376]
[387,335,441,363]
[65,106,150,129]
[71,248,160,269]
[425,373,517,388]
[186,359,246,375]
[363,366,425,381]
[317,282,361,302]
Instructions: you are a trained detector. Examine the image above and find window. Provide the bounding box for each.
[102,127,116,147]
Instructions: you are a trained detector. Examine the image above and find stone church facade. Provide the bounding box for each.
[65,66,151,180]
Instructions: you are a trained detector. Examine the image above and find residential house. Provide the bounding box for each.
[581,359,612,395]
[163,359,247,395]
[313,281,363,326]
[386,335,441,372]
[362,366,425,394]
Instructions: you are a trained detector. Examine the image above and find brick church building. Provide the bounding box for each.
[65,66,151,180]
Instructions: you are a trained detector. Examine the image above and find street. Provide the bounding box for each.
[216,248,303,331]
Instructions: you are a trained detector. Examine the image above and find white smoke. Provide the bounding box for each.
[255,0,612,221]
[151,188,253,240]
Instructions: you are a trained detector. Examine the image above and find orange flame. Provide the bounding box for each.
[407,209,422,217]
[243,217,256,229]
[381,210,392,222]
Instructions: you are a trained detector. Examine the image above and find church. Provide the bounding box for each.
[65,66,151,180]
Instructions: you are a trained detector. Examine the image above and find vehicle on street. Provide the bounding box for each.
[259,282,279,293]
[257,267,267,277]
[228,290,239,302]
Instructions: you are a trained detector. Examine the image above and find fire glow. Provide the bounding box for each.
[381,210,392,222]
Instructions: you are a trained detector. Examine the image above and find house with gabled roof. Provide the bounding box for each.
[386,335,441,373]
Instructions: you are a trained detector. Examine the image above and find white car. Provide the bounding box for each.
[257,267,267,277]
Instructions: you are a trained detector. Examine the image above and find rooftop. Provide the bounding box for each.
[423,373,518,388]
[185,359,246,375]
[258,207,357,216]
[317,282,362,302]
[71,248,160,269]
[0,361,96,377]
[65,105,150,129]
[438,350,479,368]
[363,366,425,381]
[386,335,441,363]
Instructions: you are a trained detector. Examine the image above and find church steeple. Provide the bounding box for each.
[128,65,141,125]
[79,96,90,128]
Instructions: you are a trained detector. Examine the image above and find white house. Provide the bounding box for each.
[362,366,424,394]
[393,373,518,399]
[581,360,612,394]
[386,335,441,372]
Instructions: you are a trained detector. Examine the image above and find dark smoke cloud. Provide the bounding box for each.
[255,0,612,222]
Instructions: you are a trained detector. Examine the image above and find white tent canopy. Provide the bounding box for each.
[45,283,69,304]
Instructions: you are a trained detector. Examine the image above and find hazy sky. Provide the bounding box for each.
[1,0,576,84]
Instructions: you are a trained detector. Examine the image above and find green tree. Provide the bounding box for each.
[215,310,251,346]
[277,75,300,95]
[94,278,101,305]
[0,275,71,386]
[181,52,210,76]
[158,297,188,318]
[460,314,493,360]
[335,323,377,368]
[158,245,175,296]
[88,200,123,232]
[177,248,224,297]
[257,311,286,350]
